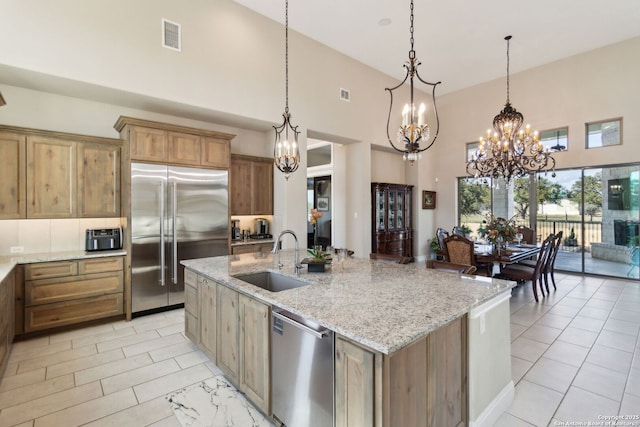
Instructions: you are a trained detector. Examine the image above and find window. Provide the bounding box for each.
[465,141,479,161]
[586,118,622,148]
[540,127,568,152]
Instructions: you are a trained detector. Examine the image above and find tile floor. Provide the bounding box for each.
[0,272,639,427]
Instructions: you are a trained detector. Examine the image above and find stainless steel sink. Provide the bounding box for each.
[232,271,310,292]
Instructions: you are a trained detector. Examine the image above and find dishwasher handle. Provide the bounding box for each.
[272,310,330,340]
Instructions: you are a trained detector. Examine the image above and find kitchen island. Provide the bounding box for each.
[182,250,515,427]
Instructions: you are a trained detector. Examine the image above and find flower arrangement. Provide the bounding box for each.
[477,214,517,246]
[308,208,329,262]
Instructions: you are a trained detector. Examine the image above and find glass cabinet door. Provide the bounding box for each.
[396,191,404,229]
[376,188,386,230]
[405,190,411,229]
[388,191,395,229]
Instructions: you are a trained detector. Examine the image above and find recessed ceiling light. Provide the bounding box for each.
[378,18,392,26]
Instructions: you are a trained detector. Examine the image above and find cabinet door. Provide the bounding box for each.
[239,294,270,413]
[199,276,216,362]
[130,126,167,162]
[216,284,240,385]
[26,136,76,218]
[335,336,376,427]
[77,142,121,217]
[201,136,230,168]
[251,160,273,215]
[0,132,26,219]
[230,157,252,215]
[184,270,199,343]
[168,131,200,165]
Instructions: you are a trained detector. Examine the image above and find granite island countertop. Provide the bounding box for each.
[182,250,515,354]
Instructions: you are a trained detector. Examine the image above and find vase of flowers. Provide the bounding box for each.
[478,214,517,252]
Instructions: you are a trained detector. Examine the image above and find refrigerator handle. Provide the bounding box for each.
[160,180,166,287]
[172,181,178,285]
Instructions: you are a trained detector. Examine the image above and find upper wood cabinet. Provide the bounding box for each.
[0,125,122,219]
[78,142,121,217]
[0,132,26,219]
[230,155,273,215]
[115,116,234,169]
[27,136,77,218]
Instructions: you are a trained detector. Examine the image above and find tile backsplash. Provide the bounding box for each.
[0,218,123,255]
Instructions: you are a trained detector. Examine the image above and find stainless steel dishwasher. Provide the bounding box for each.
[272,309,334,427]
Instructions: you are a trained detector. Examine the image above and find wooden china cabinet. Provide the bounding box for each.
[371,182,414,260]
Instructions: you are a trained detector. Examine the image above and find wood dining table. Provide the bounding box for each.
[474,243,540,276]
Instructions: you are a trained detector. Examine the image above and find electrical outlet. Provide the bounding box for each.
[10,246,24,254]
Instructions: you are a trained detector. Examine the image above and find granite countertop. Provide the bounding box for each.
[182,250,515,354]
[0,249,127,283]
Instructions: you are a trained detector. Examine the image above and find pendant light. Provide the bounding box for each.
[273,0,300,180]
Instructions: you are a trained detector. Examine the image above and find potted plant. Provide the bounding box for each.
[460,224,472,238]
[429,239,440,259]
[303,247,331,272]
[564,227,578,246]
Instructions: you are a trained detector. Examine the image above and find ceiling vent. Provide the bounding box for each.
[339,88,350,102]
[162,18,181,52]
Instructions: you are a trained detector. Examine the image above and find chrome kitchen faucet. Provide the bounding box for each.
[272,230,302,275]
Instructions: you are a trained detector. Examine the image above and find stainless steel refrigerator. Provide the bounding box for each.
[131,163,228,314]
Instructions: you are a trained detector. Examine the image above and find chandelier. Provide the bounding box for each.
[273,0,300,180]
[466,35,556,182]
[385,0,441,165]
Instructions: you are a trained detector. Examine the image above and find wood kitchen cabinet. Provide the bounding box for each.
[184,269,199,343]
[0,132,26,219]
[335,315,467,427]
[0,269,15,377]
[78,142,121,217]
[23,256,124,333]
[198,275,217,362]
[230,155,273,215]
[231,242,273,255]
[0,125,122,219]
[115,116,234,169]
[238,293,270,413]
[216,283,240,385]
[371,182,414,260]
[27,136,76,218]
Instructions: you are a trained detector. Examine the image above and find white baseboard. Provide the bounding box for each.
[469,381,514,427]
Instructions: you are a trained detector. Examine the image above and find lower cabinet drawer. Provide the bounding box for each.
[25,293,124,332]
[185,283,198,315]
[25,272,124,307]
[25,261,78,281]
[78,257,123,275]
[185,310,198,342]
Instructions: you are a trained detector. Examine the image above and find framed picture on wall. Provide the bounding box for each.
[317,197,329,211]
[422,191,436,209]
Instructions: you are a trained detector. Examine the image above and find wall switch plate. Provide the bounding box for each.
[10,246,24,254]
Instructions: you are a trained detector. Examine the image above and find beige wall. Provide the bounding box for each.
[0,0,638,259]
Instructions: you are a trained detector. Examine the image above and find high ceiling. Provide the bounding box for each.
[232,0,640,95]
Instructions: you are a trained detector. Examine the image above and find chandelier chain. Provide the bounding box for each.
[409,0,415,55]
[505,35,511,105]
[284,0,289,114]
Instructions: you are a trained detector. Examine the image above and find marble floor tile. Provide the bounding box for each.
[34,388,138,427]
[134,363,214,403]
[101,358,182,395]
[556,327,599,348]
[572,362,627,401]
[610,308,640,323]
[577,306,612,320]
[75,353,154,387]
[0,381,102,427]
[620,393,640,415]
[511,356,533,384]
[553,386,620,424]
[556,296,588,308]
[0,374,75,410]
[522,357,579,393]
[83,396,176,427]
[17,344,97,374]
[121,333,187,358]
[505,380,563,426]
[510,337,549,363]
[546,304,582,318]
[595,329,637,352]
[582,298,616,310]
[603,317,640,336]
[543,341,590,368]
[46,348,124,379]
[167,377,274,427]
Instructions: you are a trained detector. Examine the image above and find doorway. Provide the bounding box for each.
[307,176,332,249]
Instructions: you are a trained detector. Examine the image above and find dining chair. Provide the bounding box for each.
[498,234,554,302]
[451,226,466,237]
[436,227,450,260]
[429,260,477,274]
[519,231,563,293]
[516,225,536,244]
[443,235,491,276]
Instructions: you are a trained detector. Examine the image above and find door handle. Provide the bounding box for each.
[272,310,330,339]
[160,181,166,287]
[172,181,178,285]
